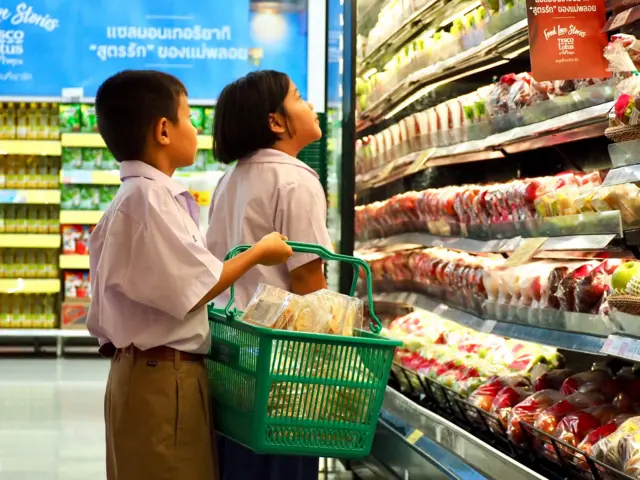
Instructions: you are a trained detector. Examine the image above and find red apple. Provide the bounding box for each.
[508,389,566,444]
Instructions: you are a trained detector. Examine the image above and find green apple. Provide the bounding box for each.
[612,262,640,293]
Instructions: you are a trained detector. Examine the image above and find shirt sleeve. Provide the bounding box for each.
[275,176,334,272]
[104,192,223,320]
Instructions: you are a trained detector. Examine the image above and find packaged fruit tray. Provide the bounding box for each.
[389,362,635,480]
[519,422,634,480]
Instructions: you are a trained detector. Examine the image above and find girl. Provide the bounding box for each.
[206,70,333,479]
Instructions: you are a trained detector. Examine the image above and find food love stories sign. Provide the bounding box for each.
[526,0,609,80]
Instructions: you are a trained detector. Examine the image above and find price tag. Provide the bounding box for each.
[481,320,496,334]
[602,166,640,187]
[505,237,548,267]
[602,335,626,356]
[610,9,631,30]
[190,190,212,207]
[406,148,436,175]
[61,87,84,103]
[406,429,423,445]
[375,158,400,182]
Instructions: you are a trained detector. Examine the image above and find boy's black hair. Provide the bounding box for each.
[214,70,290,164]
[95,70,187,162]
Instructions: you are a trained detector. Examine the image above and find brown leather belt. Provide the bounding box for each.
[99,342,204,362]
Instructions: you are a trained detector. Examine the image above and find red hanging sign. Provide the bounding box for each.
[526,0,610,80]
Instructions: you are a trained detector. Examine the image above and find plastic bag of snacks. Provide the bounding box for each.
[591,417,640,476]
[305,289,364,335]
[604,38,640,128]
[242,284,324,332]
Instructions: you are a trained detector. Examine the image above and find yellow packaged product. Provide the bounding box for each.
[574,188,597,213]
[305,289,364,336]
[242,284,322,331]
[591,416,640,475]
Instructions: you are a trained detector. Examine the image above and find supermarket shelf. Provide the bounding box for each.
[61,169,120,185]
[0,189,60,205]
[357,0,443,77]
[360,19,529,123]
[356,103,611,193]
[59,255,90,270]
[356,233,618,254]
[197,135,213,150]
[357,233,522,253]
[376,387,547,480]
[373,291,608,354]
[0,234,61,248]
[0,328,91,338]
[61,133,213,150]
[60,133,105,148]
[60,210,103,225]
[0,139,61,156]
[0,279,60,294]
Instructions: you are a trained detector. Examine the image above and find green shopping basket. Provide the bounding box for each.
[206,242,401,458]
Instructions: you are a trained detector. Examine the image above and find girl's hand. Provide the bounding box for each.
[254,233,293,266]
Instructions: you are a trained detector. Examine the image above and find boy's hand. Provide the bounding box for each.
[254,232,293,266]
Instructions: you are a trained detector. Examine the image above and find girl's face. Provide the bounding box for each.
[275,80,322,148]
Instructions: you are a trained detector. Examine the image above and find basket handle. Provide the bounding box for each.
[221,241,382,333]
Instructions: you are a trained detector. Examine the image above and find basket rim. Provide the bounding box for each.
[208,307,402,347]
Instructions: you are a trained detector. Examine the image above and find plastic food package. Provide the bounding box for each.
[534,369,574,392]
[305,290,364,335]
[468,375,530,412]
[552,411,601,448]
[555,261,600,311]
[591,417,640,476]
[534,391,606,435]
[491,386,533,429]
[573,259,621,314]
[242,284,322,330]
[508,389,566,445]
[561,369,620,401]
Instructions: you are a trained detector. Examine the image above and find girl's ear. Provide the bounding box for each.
[269,112,287,135]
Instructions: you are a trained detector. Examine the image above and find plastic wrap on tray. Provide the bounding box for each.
[491,386,533,429]
[242,284,320,330]
[591,417,640,476]
[561,369,621,401]
[534,391,606,436]
[305,289,364,335]
[508,389,566,445]
[468,375,531,411]
[534,369,574,392]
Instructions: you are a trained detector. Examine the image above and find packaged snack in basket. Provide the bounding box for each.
[242,284,322,331]
[305,289,364,335]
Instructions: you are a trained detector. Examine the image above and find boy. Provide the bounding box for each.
[86,70,293,480]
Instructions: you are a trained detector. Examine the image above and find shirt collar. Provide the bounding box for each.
[119,160,188,197]
[243,149,319,178]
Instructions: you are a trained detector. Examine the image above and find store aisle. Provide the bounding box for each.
[0,358,109,480]
[0,359,355,480]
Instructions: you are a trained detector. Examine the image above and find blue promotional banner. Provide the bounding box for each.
[327,0,343,107]
[0,1,308,100]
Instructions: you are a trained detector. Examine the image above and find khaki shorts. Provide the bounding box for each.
[104,347,218,480]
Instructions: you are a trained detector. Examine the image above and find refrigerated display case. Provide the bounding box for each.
[338,0,640,478]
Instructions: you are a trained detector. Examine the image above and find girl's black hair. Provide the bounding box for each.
[214,70,290,164]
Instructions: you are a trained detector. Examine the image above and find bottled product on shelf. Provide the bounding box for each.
[0,102,60,140]
[0,248,59,279]
[0,205,60,234]
[0,156,60,189]
[0,293,57,328]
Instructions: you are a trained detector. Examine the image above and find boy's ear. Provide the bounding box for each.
[154,117,171,146]
[268,113,286,136]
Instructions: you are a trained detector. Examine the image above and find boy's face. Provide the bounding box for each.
[164,94,198,168]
